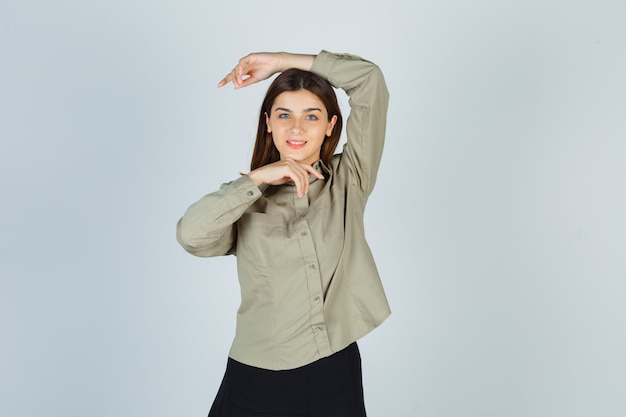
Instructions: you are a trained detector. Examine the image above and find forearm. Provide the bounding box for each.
[277,52,316,72]
[176,175,262,257]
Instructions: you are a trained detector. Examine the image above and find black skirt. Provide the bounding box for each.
[208,342,367,417]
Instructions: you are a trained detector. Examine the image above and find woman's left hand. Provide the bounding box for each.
[218,52,315,90]
[218,53,282,89]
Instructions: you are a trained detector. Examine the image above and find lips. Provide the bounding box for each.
[286,140,307,149]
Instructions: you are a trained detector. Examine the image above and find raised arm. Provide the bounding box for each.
[310,51,389,195]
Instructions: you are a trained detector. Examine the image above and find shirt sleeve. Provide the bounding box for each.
[176,175,263,257]
[310,50,390,195]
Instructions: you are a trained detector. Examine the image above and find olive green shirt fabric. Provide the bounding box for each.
[176,50,391,371]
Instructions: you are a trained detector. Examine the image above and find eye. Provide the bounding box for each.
[305,114,318,121]
[278,113,290,119]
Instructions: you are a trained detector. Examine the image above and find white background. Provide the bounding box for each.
[1,1,625,416]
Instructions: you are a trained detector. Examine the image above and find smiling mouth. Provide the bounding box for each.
[286,140,307,149]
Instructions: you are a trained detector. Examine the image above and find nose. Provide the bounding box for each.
[290,117,303,132]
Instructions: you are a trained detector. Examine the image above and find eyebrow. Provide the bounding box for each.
[274,107,322,113]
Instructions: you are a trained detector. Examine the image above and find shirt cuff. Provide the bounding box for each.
[225,174,264,203]
[310,50,338,79]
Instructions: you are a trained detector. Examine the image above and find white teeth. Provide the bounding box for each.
[288,141,306,145]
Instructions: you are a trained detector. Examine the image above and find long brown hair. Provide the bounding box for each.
[250,68,343,171]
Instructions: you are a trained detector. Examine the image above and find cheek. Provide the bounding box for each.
[271,120,289,132]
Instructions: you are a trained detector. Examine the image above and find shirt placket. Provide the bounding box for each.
[293,188,333,357]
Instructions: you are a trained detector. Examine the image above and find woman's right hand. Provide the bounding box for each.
[247,158,324,198]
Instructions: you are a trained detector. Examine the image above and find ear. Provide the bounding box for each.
[326,115,338,137]
[265,112,272,133]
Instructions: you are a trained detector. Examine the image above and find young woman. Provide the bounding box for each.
[177,50,390,417]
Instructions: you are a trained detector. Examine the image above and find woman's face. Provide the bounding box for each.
[266,89,337,166]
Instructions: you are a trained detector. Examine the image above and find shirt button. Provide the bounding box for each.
[246,191,254,197]
[301,231,308,237]
[309,264,316,270]
[314,326,324,333]
[313,296,321,303]
[300,214,306,219]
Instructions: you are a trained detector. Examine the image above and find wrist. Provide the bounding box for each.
[246,170,264,187]
[277,52,315,72]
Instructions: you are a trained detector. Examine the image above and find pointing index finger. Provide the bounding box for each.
[217,72,233,88]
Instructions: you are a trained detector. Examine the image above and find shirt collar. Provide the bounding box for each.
[312,159,331,182]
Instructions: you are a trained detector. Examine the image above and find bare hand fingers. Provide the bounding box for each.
[248,159,325,197]
[217,57,246,88]
[289,160,325,197]
[304,164,325,180]
[218,53,276,89]
[217,68,251,89]
[291,168,308,198]
[217,72,233,88]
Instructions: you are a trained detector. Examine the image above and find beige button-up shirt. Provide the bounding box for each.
[177,50,391,370]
